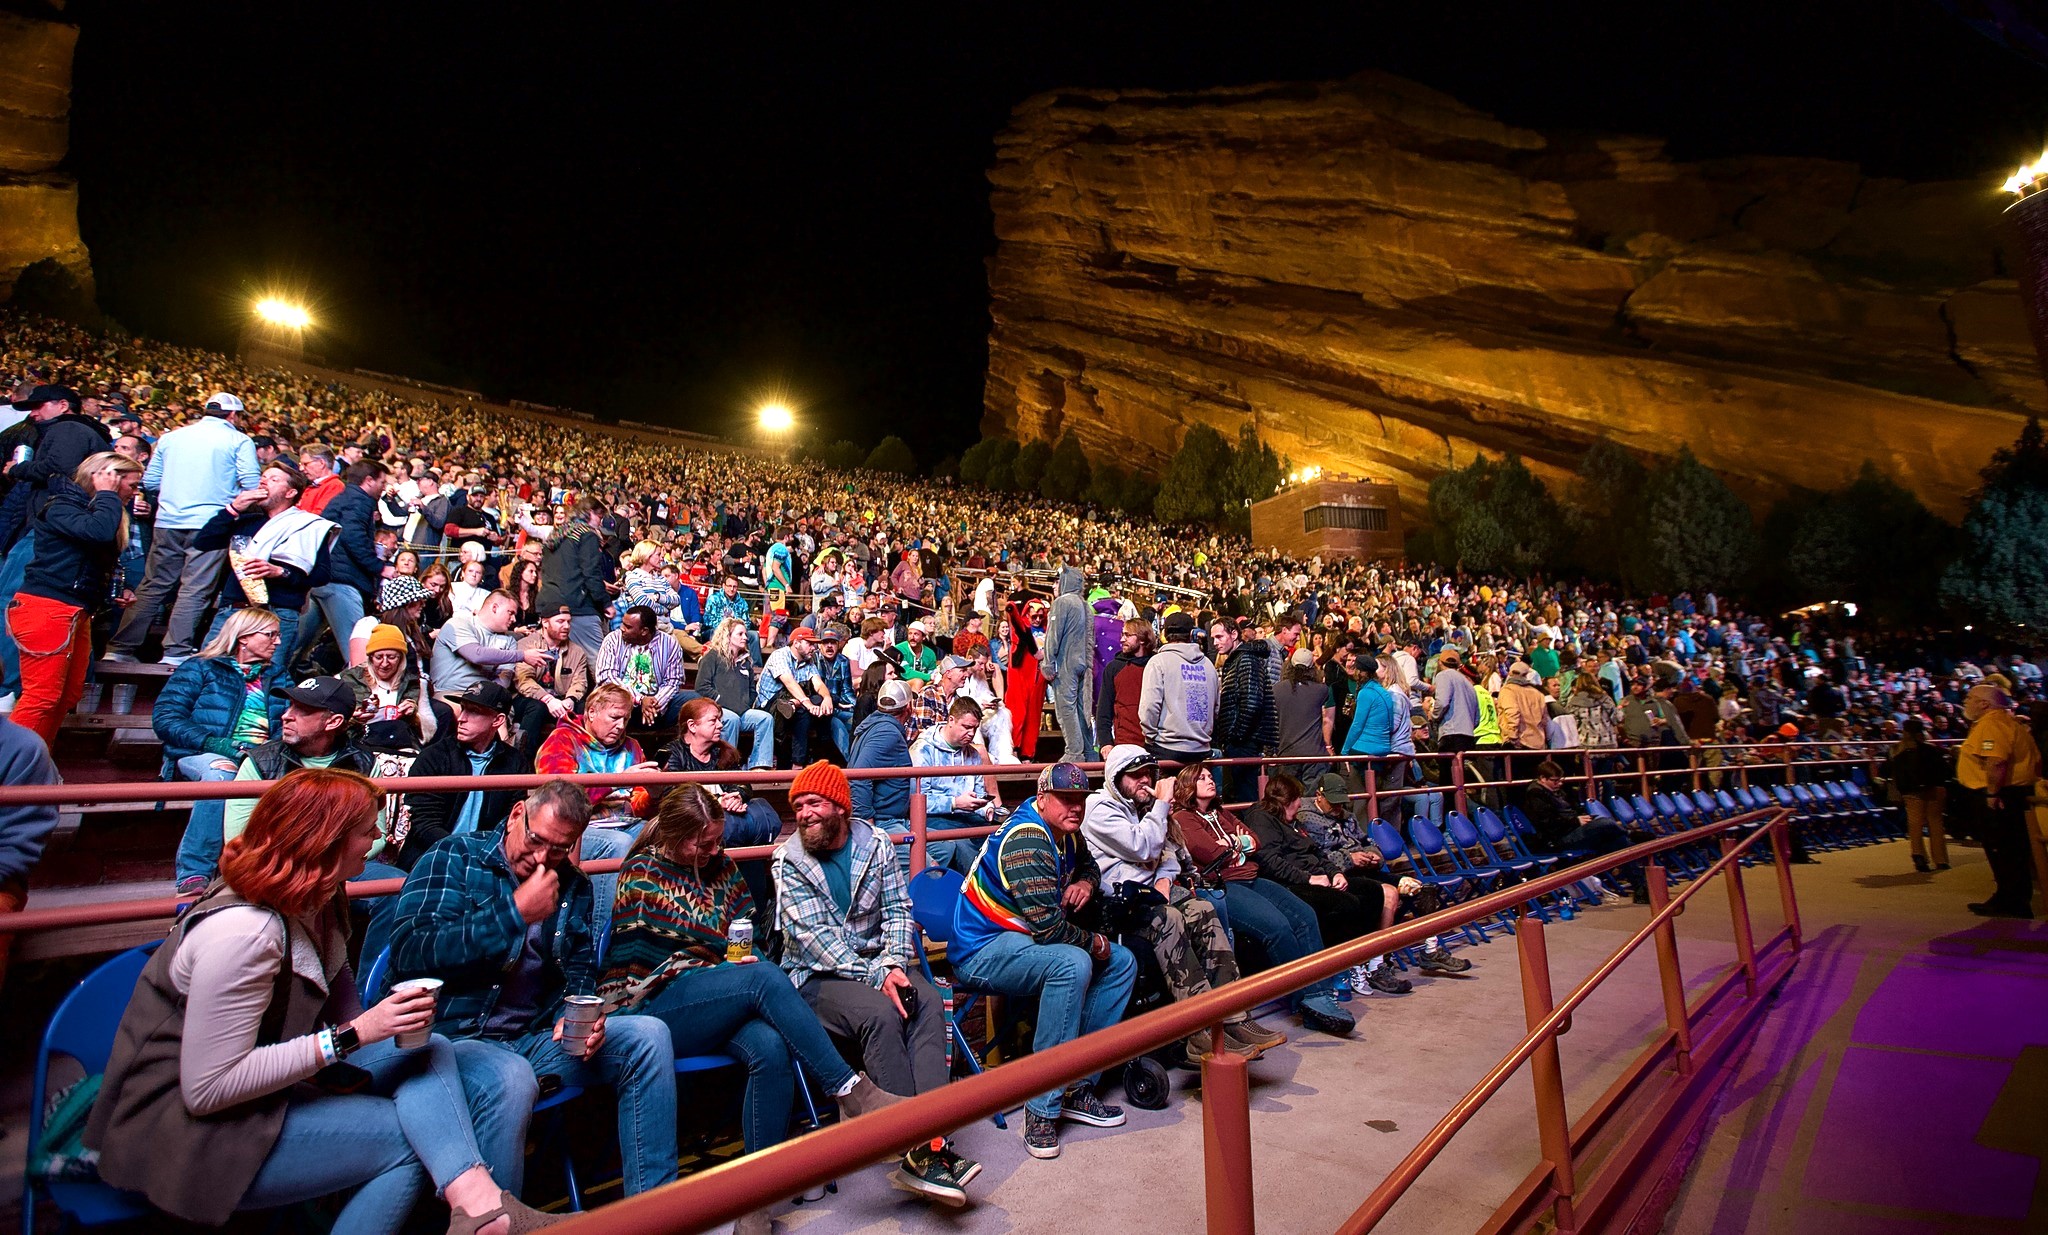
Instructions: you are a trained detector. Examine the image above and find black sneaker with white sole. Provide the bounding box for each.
[940,1144,983,1189]
[1024,1111,1061,1158]
[891,1141,968,1207]
[1058,1085,1126,1127]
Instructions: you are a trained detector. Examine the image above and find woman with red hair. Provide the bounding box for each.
[88,768,557,1234]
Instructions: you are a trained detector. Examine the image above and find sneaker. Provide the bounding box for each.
[1024,1111,1061,1159]
[1184,1033,1260,1067]
[1347,963,1373,991]
[1912,856,1931,873]
[939,1144,982,1189]
[1599,888,1626,906]
[1059,1085,1125,1127]
[1935,863,1951,871]
[176,875,209,898]
[1365,966,1413,995]
[1968,901,2036,920]
[101,651,139,664]
[1297,994,1356,1037]
[159,653,193,668]
[1224,1017,1287,1051]
[1416,947,1473,975]
[890,1140,967,1207]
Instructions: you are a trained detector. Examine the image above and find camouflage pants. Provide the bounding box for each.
[1129,887,1240,1004]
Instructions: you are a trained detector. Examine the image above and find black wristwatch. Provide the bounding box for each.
[330,1022,361,1059]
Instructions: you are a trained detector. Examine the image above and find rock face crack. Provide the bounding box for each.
[984,73,2039,523]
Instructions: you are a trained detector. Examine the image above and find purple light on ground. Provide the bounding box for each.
[1852,956,2048,1059]
[1804,1046,2037,1220]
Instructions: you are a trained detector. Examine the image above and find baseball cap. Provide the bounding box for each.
[820,623,850,644]
[361,719,420,755]
[908,619,930,634]
[204,392,245,415]
[1289,647,1317,669]
[272,675,356,715]
[877,680,913,712]
[1037,762,1091,797]
[1163,611,1196,637]
[1316,772,1351,805]
[441,680,515,714]
[790,626,817,645]
[13,384,77,412]
[941,653,972,671]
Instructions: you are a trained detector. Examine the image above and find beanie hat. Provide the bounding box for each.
[789,760,851,813]
[366,623,408,656]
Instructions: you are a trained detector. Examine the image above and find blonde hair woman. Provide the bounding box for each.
[161,606,287,895]
[9,451,143,744]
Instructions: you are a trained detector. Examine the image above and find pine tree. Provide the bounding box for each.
[1154,424,1231,524]
[1636,447,1756,593]
[1039,432,1092,503]
[1943,416,2048,628]
[1564,441,1648,582]
[1012,439,1053,493]
[863,435,916,475]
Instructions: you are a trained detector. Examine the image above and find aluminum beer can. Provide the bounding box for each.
[726,918,754,964]
[561,994,603,1058]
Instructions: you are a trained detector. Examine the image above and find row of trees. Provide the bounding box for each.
[797,435,918,475]
[1419,426,2048,627]
[959,423,1285,533]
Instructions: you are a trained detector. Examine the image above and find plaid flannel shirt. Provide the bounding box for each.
[771,820,916,988]
[904,679,950,741]
[385,831,597,1038]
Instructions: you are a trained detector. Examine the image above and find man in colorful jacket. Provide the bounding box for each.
[950,762,1136,1161]
[534,680,659,941]
[772,761,979,1207]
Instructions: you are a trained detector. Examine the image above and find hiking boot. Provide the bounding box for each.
[1417,947,1472,975]
[1184,1033,1259,1067]
[1297,994,1356,1037]
[939,1144,982,1189]
[1024,1111,1061,1159]
[836,1072,911,1121]
[1224,1017,1287,1051]
[1365,966,1413,995]
[890,1140,968,1208]
[1632,884,1653,904]
[1059,1085,1125,1127]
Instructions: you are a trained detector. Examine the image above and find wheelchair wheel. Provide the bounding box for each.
[1123,1057,1170,1110]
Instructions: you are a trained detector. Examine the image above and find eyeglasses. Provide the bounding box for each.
[521,820,577,861]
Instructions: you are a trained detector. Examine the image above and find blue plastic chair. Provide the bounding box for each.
[25,945,158,1235]
[1367,819,1487,947]
[1606,796,1638,826]
[1412,816,1518,934]
[908,866,1007,1128]
[1506,803,1593,867]
[1477,807,1583,914]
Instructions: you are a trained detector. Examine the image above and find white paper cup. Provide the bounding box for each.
[390,977,443,1049]
[111,683,137,714]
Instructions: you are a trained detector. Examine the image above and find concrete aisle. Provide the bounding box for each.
[769,872,1763,1235]
[1666,841,2047,1235]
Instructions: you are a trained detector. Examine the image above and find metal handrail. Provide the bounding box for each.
[544,807,1796,1234]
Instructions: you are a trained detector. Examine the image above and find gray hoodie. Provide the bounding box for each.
[1042,566,1092,678]
[1139,638,1218,754]
[1082,744,1179,892]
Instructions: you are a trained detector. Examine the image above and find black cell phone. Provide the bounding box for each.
[312,1062,374,1094]
[536,1073,565,1100]
[897,982,919,1019]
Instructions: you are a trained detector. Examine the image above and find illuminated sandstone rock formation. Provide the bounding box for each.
[0,8,91,298]
[983,73,2035,521]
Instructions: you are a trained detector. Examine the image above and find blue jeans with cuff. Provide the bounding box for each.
[953,931,1136,1119]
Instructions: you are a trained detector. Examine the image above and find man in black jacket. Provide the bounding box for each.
[396,680,532,869]
[0,386,109,702]
[539,497,613,662]
[292,459,387,674]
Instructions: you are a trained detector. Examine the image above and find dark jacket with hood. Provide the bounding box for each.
[847,708,912,822]
[22,477,125,610]
[0,409,111,545]
[318,481,383,603]
[397,737,533,869]
[539,518,610,616]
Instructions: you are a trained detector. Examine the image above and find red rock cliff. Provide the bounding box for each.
[0,7,91,299]
[983,73,2036,522]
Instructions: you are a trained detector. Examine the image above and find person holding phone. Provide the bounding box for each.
[909,696,1001,875]
[773,761,980,1208]
[87,768,558,1234]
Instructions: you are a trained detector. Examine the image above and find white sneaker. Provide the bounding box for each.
[1600,889,1626,906]
[1348,964,1373,991]
[0,692,14,715]
[159,653,192,668]
[101,651,139,664]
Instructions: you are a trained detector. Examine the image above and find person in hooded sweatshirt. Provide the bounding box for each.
[1081,745,1286,1066]
[1140,611,1218,766]
[1095,618,1155,750]
[1041,564,1097,760]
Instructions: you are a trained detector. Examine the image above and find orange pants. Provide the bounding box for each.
[7,592,91,750]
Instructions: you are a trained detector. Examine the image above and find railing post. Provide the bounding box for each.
[1202,1050,1258,1235]
[1768,813,1803,952]
[1364,760,1380,823]
[1638,753,1651,800]
[1580,748,1594,797]
[908,777,929,876]
[1782,744,1795,785]
[1453,752,1470,819]
[1517,918,1578,1231]
[1646,864,1694,1076]
[1689,748,1702,793]
[1720,834,1758,996]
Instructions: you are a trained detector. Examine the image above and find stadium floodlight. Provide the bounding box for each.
[253,297,313,330]
[757,402,794,433]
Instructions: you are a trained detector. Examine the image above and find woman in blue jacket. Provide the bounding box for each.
[157,607,284,893]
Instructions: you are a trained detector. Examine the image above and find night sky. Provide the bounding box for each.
[62,1,2048,462]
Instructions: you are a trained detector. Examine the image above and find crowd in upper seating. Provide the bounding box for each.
[1,310,2043,1233]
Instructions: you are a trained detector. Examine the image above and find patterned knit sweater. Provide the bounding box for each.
[596,849,754,1010]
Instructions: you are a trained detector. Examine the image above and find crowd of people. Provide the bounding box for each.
[1,310,2042,1233]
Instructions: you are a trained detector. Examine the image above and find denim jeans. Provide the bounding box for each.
[580,824,639,949]
[1219,878,1336,1002]
[172,752,241,885]
[0,535,35,696]
[351,859,410,968]
[450,1013,678,1197]
[638,961,859,1154]
[569,614,604,664]
[1050,663,1094,761]
[239,1035,492,1235]
[294,582,368,672]
[721,707,777,769]
[953,931,1136,1118]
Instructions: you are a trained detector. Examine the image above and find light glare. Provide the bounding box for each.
[758,402,794,433]
[253,297,312,330]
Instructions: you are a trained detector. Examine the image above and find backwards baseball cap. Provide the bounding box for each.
[1316,772,1351,805]
[1037,761,1091,797]
[441,680,515,714]
[877,680,913,712]
[272,675,356,715]
[204,392,245,415]
[1163,611,1196,637]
